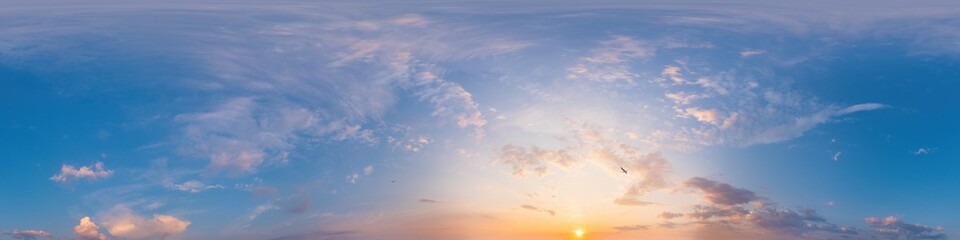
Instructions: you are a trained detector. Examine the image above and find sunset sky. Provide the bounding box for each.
[2,1,959,239]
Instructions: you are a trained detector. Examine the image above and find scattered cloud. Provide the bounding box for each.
[3,229,51,239]
[418,198,440,204]
[684,177,760,206]
[833,151,842,161]
[50,162,113,183]
[346,173,360,184]
[567,36,652,83]
[388,135,431,152]
[100,206,190,239]
[495,145,576,177]
[74,217,106,240]
[865,216,946,240]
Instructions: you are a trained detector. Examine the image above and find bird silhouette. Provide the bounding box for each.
[620,167,628,174]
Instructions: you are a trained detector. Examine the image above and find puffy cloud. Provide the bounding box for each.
[50,162,113,183]
[100,206,190,239]
[865,216,946,240]
[519,204,555,216]
[495,145,576,177]
[3,229,51,239]
[684,177,760,206]
[166,180,224,193]
[74,217,106,240]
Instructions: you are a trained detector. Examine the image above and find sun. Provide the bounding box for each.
[573,228,584,238]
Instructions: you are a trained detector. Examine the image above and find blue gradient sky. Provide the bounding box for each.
[2,1,959,239]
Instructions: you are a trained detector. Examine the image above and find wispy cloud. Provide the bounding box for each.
[748,103,888,145]
[520,204,556,216]
[913,147,936,155]
[3,229,51,240]
[166,180,224,193]
[740,49,766,57]
[613,224,649,231]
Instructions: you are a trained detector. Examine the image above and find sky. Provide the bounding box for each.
[1,1,959,239]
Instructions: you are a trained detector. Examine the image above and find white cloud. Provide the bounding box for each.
[833,151,842,161]
[100,206,190,239]
[913,147,935,155]
[363,165,374,175]
[74,217,106,240]
[50,162,113,183]
[346,173,360,184]
[166,180,224,193]
[740,49,766,57]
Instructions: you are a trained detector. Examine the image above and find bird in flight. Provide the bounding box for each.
[620,167,628,174]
